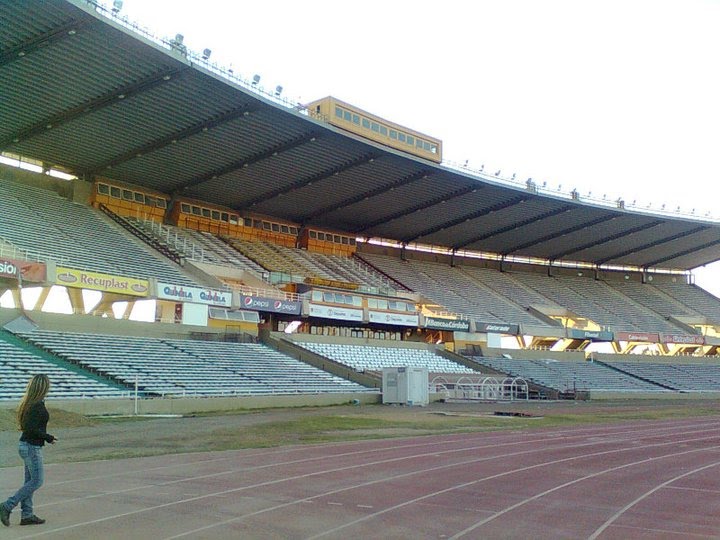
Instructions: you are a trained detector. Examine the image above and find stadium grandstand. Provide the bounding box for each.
[2,0,720,412]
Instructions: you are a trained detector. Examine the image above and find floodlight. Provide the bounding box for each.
[252,74,261,85]
[112,0,123,13]
[202,48,212,60]
[275,85,283,96]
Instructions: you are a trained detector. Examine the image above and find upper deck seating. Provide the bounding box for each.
[358,254,551,326]
[0,178,197,286]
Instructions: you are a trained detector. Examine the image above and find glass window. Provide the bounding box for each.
[318,232,325,241]
[371,122,379,132]
[229,215,238,225]
[122,189,133,201]
[271,223,280,232]
[424,142,432,151]
[263,222,272,231]
[390,130,397,139]
[221,212,229,222]
[398,133,406,142]
[368,298,378,309]
[312,290,323,302]
[378,299,388,310]
[341,236,348,245]
[416,138,424,148]
[191,206,202,216]
[352,296,362,306]
[281,225,289,234]
[309,230,317,239]
[201,208,211,218]
[343,110,351,121]
[379,126,387,135]
[352,114,360,124]
[349,238,356,246]
[430,144,438,154]
[289,227,298,235]
[345,295,354,305]
[362,118,370,129]
[244,217,252,227]
[156,198,167,209]
[211,210,220,220]
[323,292,334,303]
[110,186,121,198]
[133,192,145,203]
[253,219,262,229]
[97,183,109,195]
[407,136,414,146]
[335,107,342,118]
[181,203,191,213]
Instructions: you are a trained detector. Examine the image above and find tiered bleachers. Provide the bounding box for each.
[227,239,400,291]
[359,254,549,326]
[297,342,476,374]
[465,356,669,393]
[20,330,371,397]
[606,361,720,392]
[128,219,267,276]
[0,178,197,286]
[0,336,128,400]
[660,282,720,323]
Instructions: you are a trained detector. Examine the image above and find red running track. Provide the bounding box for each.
[1,416,720,539]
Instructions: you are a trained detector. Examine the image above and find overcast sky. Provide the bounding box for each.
[108,0,720,293]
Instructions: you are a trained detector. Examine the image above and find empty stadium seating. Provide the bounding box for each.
[18,330,373,397]
[296,342,476,374]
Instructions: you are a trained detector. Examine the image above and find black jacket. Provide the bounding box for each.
[20,401,55,446]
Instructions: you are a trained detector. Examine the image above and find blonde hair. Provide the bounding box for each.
[17,374,51,430]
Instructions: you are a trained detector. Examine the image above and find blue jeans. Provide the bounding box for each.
[3,442,44,519]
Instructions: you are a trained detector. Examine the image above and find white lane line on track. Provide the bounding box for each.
[12,424,720,539]
[309,438,720,540]
[587,460,720,540]
[35,420,710,511]
[38,417,716,488]
[168,431,720,540]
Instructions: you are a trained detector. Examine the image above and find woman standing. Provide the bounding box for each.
[0,374,57,527]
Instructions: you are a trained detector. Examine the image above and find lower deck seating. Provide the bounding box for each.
[19,330,373,397]
[464,355,671,393]
[296,342,476,374]
[0,339,128,400]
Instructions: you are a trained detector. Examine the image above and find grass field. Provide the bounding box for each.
[2,399,720,466]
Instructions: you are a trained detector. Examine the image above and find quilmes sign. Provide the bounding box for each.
[158,282,232,307]
[239,294,302,315]
[475,321,520,335]
[56,267,149,297]
[423,316,470,332]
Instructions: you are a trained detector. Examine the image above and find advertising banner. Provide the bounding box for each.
[659,333,705,345]
[56,267,149,297]
[239,294,302,315]
[368,311,419,327]
[308,303,363,322]
[158,282,232,307]
[475,321,520,335]
[615,331,660,343]
[0,257,46,283]
[423,316,470,332]
[567,328,614,341]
